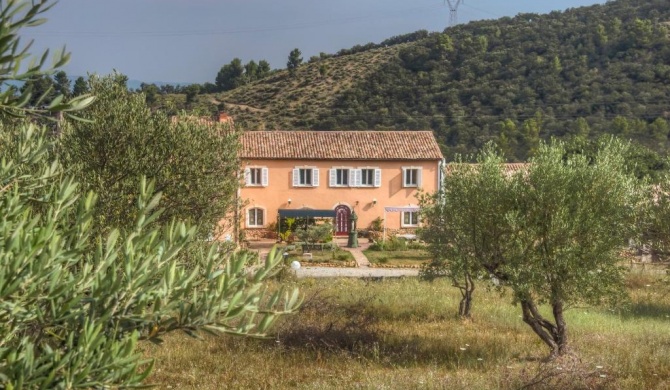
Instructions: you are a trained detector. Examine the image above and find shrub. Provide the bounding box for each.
[0,124,301,387]
[294,222,334,244]
[369,217,384,232]
[369,241,385,251]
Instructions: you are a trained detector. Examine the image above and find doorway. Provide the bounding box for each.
[334,204,351,236]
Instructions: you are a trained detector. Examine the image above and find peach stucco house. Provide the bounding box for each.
[237,130,444,240]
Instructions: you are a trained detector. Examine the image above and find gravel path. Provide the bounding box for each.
[295,266,419,278]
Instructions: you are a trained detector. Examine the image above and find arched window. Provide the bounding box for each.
[247,207,265,228]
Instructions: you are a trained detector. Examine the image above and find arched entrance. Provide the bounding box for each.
[334,205,351,236]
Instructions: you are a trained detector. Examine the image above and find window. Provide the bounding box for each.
[245,167,268,186]
[329,168,351,187]
[300,169,312,185]
[337,169,349,186]
[402,211,420,227]
[331,167,381,187]
[403,167,422,188]
[293,167,319,187]
[247,207,265,227]
[360,168,381,187]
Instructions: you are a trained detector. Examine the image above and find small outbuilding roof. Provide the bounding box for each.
[240,130,443,161]
[445,163,529,175]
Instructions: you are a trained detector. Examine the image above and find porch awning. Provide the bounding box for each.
[278,209,336,218]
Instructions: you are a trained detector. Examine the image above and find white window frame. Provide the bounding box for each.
[401,211,420,227]
[402,167,422,188]
[244,166,268,187]
[247,207,266,228]
[293,167,319,187]
[329,167,356,187]
[359,167,381,187]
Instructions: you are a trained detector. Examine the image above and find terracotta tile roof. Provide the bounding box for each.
[240,130,444,160]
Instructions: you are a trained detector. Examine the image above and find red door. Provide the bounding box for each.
[334,205,351,236]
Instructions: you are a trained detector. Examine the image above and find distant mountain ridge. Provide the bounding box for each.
[126,79,193,90]
[182,0,670,162]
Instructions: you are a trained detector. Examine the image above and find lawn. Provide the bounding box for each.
[284,245,355,266]
[141,271,670,389]
[364,249,432,267]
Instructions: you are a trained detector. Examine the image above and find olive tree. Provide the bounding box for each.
[1,124,300,387]
[420,140,639,357]
[419,146,513,318]
[60,74,240,238]
[0,2,300,387]
[502,140,639,357]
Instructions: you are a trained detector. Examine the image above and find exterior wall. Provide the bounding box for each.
[239,159,441,235]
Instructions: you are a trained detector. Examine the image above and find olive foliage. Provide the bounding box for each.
[61,74,240,238]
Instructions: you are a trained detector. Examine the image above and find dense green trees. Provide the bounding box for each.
[61,74,240,238]
[215,58,272,92]
[420,140,640,357]
[72,76,89,96]
[305,0,670,160]
[19,75,56,107]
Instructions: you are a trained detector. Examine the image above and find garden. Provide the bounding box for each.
[364,236,432,267]
[278,220,356,267]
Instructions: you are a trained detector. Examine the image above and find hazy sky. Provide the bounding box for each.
[23,0,607,84]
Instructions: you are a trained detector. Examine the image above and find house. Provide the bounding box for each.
[237,130,444,240]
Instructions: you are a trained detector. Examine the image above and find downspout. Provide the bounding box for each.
[235,185,240,245]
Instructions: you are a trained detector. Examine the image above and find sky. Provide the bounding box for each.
[23,0,608,84]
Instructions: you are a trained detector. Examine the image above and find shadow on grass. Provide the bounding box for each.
[621,301,670,320]
[271,291,514,370]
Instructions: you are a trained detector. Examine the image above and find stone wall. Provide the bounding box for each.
[367,228,418,242]
[244,228,277,241]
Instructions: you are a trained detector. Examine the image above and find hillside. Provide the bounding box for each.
[198,45,405,130]
[189,0,670,161]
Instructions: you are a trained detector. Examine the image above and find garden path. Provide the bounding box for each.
[333,237,371,267]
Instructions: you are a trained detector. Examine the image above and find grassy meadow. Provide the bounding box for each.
[142,271,670,389]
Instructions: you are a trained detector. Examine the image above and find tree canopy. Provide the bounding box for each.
[61,73,240,238]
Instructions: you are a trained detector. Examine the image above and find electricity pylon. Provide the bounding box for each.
[445,0,464,27]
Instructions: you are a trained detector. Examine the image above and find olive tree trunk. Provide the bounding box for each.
[520,298,568,358]
[454,272,475,318]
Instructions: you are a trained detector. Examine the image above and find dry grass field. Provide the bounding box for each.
[141,270,670,389]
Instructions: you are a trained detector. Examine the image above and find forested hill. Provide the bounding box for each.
[201,0,670,161]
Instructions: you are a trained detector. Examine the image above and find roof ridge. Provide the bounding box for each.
[241,130,443,160]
